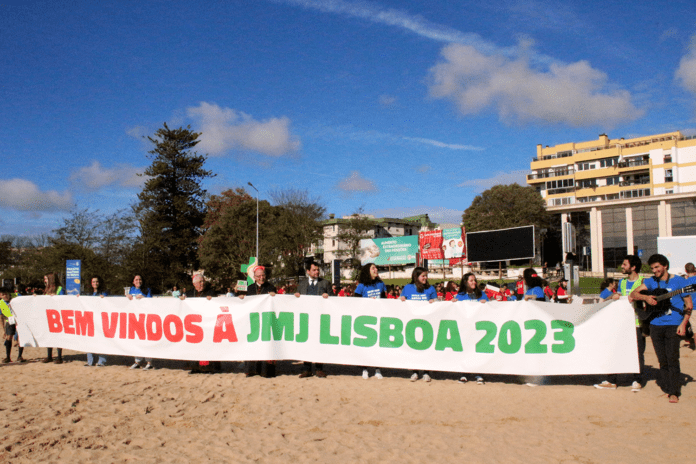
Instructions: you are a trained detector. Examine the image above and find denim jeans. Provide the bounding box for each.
[87,353,107,366]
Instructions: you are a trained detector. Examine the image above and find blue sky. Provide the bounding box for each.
[1,0,695,237]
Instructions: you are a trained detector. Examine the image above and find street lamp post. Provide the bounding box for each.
[247,182,259,263]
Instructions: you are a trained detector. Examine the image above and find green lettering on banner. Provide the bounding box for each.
[261,311,295,342]
[247,312,260,342]
[498,321,522,354]
[341,315,352,346]
[475,321,497,353]
[353,316,378,347]
[524,320,548,353]
[405,319,433,350]
[379,317,404,348]
[434,320,463,352]
[320,314,339,345]
[296,313,309,343]
[551,320,575,353]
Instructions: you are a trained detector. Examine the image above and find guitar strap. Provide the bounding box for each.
[654,274,681,315]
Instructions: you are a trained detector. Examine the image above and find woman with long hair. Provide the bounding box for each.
[354,263,387,380]
[454,273,488,384]
[523,268,546,301]
[400,267,437,382]
[85,276,108,367]
[444,281,458,301]
[42,272,65,363]
[127,275,154,370]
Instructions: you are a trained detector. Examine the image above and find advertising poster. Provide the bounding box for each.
[65,260,81,295]
[419,230,443,260]
[359,236,418,265]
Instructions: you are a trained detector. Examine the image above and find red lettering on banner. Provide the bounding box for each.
[184,315,203,343]
[213,313,238,343]
[74,311,94,337]
[61,310,76,334]
[163,315,183,342]
[146,314,163,341]
[46,309,63,333]
[119,312,127,339]
[102,312,118,338]
[128,313,146,340]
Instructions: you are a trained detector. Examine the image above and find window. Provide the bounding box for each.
[577,179,597,189]
[620,188,650,199]
[577,162,596,171]
[606,176,620,186]
[665,169,673,183]
[599,157,618,168]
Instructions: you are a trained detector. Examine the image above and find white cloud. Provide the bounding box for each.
[69,161,146,190]
[0,179,73,211]
[335,171,378,193]
[675,36,696,95]
[379,94,397,107]
[428,43,643,127]
[458,170,529,192]
[369,206,463,225]
[186,102,300,157]
[125,125,150,139]
[415,165,431,173]
[403,136,484,151]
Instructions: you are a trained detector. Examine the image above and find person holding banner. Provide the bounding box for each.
[454,273,488,385]
[296,261,331,378]
[181,274,220,374]
[629,254,692,403]
[354,263,387,380]
[400,267,437,382]
[127,275,154,370]
[84,276,108,367]
[42,272,65,364]
[522,269,546,302]
[1,287,25,363]
[555,279,573,303]
[240,266,277,378]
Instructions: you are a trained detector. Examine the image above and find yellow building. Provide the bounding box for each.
[528,131,696,273]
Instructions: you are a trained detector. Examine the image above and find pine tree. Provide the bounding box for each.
[133,123,214,290]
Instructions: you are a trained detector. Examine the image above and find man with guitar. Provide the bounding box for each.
[594,255,645,392]
[629,254,693,403]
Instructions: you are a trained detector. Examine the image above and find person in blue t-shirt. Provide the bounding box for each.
[84,276,108,367]
[454,272,488,385]
[354,263,387,380]
[599,278,619,301]
[400,267,437,382]
[630,254,692,403]
[522,268,546,301]
[127,275,154,370]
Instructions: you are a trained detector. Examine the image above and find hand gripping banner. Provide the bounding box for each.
[11,295,639,375]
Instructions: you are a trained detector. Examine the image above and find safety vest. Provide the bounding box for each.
[0,300,12,318]
[619,277,643,296]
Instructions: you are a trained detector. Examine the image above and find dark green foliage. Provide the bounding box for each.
[462,184,549,233]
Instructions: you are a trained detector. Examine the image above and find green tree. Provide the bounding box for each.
[132,123,215,291]
[462,184,550,263]
[335,209,374,273]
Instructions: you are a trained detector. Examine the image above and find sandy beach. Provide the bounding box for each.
[1,341,695,463]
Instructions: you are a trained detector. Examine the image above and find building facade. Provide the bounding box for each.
[527,131,696,273]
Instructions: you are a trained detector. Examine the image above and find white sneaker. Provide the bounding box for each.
[143,363,154,371]
[631,381,642,392]
[475,376,485,385]
[362,369,369,380]
[374,369,383,380]
[458,376,468,383]
[525,383,539,387]
[410,372,419,382]
[129,363,140,369]
[422,373,432,382]
[593,381,617,389]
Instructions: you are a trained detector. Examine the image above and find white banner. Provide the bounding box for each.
[11,295,639,375]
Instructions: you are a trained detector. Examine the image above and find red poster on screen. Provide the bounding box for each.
[419,230,443,260]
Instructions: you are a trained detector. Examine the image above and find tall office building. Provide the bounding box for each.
[528,131,696,273]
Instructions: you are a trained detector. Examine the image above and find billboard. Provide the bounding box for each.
[420,228,466,266]
[466,225,535,263]
[359,236,419,266]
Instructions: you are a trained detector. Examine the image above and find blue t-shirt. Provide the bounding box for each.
[401,283,437,301]
[599,288,614,300]
[525,286,545,301]
[129,287,152,298]
[355,281,387,299]
[455,292,489,302]
[644,274,689,326]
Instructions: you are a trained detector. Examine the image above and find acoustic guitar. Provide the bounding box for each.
[634,284,696,321]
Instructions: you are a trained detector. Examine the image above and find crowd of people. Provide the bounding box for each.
[2,254,695,403]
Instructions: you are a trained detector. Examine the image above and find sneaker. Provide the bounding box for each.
[84,363,93,367]
[2,358,10,363]
[143,363,154,371]
[475,376,485,385]
[422,373,432,382]
[53,358,63,364]
[374,369,383,380]
[631,381,642,392]
[410,372,419,382]
[362,369,369,380]
[129,363,141,369]
[458,376,468,383]
[96,363,106,367]
[16,357,26,363]
[593,381,617,389]
[525,383,539,387]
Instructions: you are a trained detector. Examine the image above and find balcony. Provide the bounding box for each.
[527,168,574,180]
[617,159,649,169]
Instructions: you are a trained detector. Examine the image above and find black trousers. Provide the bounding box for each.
[650,324,681,396]
[303,361,323,371]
